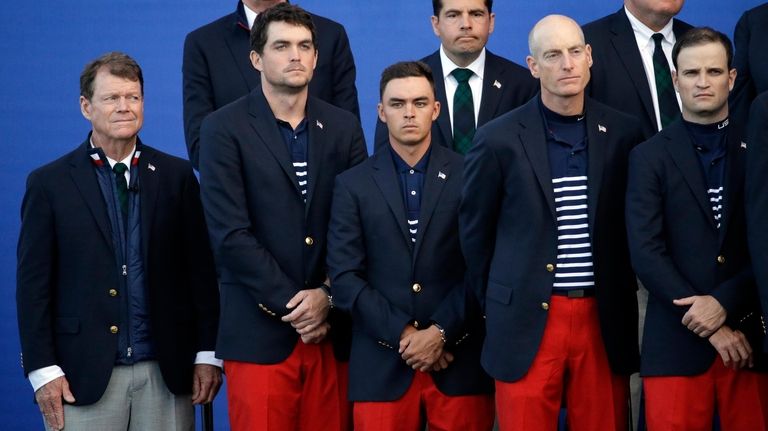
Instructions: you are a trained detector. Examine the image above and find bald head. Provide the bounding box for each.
[528,15,585,58]
[525,14,592,115]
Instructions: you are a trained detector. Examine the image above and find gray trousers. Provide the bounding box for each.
[44,361,193,431]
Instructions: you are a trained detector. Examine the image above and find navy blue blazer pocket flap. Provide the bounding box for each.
[486,281,513,305]
[55,317,80,334]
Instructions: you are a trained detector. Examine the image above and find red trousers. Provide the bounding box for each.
[495,296,629,431]
[224,339,351,431]
[353,370,495,431]
[645,357,768,430]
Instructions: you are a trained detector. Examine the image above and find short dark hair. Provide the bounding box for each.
[432,0,493,16]
[379,61,435,99]
[250,3,317,54]
[672,27,733,70]
[80,52,143,100]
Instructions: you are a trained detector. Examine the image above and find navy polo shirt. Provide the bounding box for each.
[390,146,431,245]
[683,118,728,229]
[277,118,309,201]
[540,99,596,293]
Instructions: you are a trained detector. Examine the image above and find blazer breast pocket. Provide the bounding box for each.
[486,280,513,305]
[55,317,80,334]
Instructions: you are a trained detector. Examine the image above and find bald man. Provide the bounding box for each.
[460,15,643,431]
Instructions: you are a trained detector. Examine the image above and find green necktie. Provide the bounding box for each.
[652,33,679,129]
[451,68,476,154]
[113,162,129,223]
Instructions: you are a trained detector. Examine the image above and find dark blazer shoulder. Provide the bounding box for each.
[186,10,238,41]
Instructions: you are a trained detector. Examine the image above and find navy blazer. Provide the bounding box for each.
[16,140,219,405]
[373,49,538,152]
[460,97,642,382]
[730,4,768,126]
[746,92,768,353]
[627,119,763,376]
[199,88,367,364]
[327,144,491,401]
[183,1,359,169]
[584,8,693,140]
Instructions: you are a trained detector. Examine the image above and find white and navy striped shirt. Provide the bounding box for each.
[277,118,309,202]
[685,119,728,230]
[553,175,595,289]
[542,101,595,292]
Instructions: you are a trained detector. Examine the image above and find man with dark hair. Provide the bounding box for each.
[17,51,221,431]
[627,27,768,429]
[183,0,359,169]
[328,60,494,431]
[583,0,692,139]
[198,4,367,431]
[373,0,537,154]
[461,15,643,431]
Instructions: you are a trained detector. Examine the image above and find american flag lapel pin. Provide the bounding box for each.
[148,163,156,171]
[438,171,447,180]
[316,120,323,129]
[598,124,607,133]
[493,80,502,89]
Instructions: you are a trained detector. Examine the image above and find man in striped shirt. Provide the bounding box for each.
[461,15,644,431]
[627,27,768,429]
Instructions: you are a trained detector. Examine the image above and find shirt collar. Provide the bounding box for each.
[242,1,258,29]
[439,45,486,81]
[624,5,675,48]
[90,138,136,169]
[389,145,432,173]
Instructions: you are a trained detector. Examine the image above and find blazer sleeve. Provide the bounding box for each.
[16,170,58,375]
[179,167,220,350]
[746,95,768,322]
[327,177,412,347]
[730,10,757,125]
[459,127,503,310]
[328,25,360,120]
[182,32,215,170]
[625,146,698,310]
[199,115,301,317]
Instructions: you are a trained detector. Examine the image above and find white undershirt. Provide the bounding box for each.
[243,1,258,29]
[624,6,682,132]
[439,46,486,132]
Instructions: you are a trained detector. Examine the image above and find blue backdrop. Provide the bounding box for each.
[0,1,762,429]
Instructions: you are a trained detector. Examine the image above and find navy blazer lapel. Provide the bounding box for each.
[609,9,656,127]
[425,52,454,148]
[518,100,557,221]
[304,100,324,215]
[665,121,717,229]
[585,100,607,231]
[371,151,411,247]
[226,3,260,92]
[248,90,301,196]
[68,140,113,248]
[718,125,747,246]
[478,52,504,125]
[137,143,160,264]
[413,146,450,262]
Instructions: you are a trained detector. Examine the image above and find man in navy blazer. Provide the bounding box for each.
[748,92,768,356]
[183,0,359,169]
[198,5,366,431]
[17,52,221,431]
[583,0,692,139]
[461,15,643,430]
[729,3,768,125]
[373,0,537,153]
[626,28,768,429]
[328,61,494,431]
